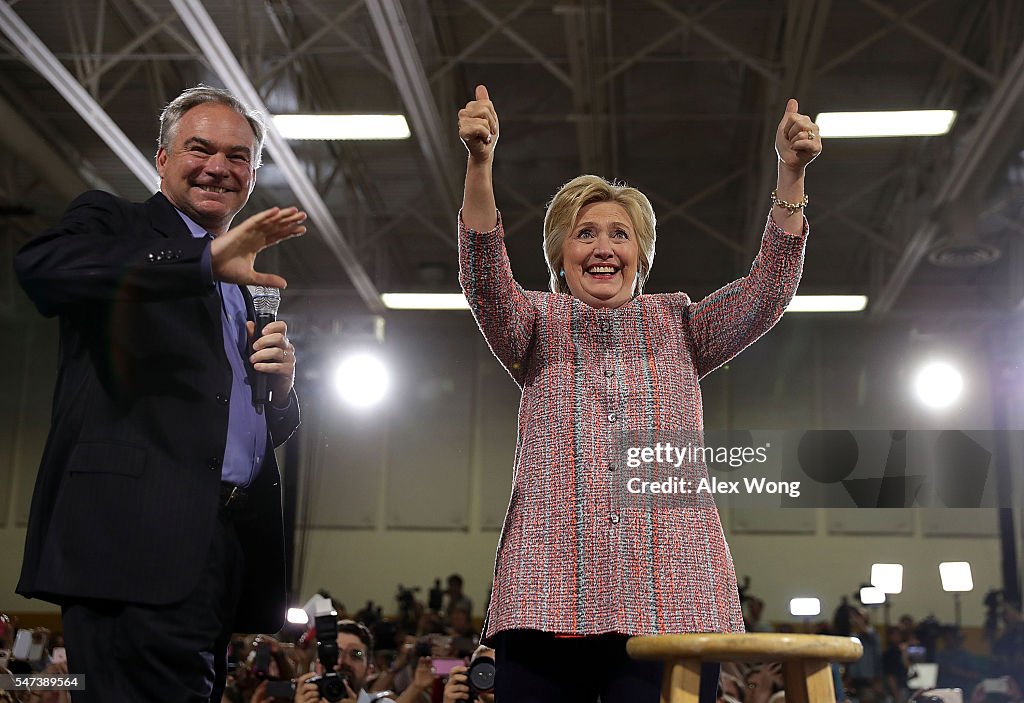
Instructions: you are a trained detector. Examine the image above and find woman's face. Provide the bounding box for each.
[560,200,640,309]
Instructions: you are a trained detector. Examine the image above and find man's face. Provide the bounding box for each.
[156,102,257,234]
[333,632,370,691]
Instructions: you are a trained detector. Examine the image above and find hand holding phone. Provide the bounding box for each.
[12,630,31,660]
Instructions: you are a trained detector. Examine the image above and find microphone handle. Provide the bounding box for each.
[253,311,277,408]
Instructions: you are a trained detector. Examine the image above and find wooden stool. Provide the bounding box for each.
[628,633,863,703]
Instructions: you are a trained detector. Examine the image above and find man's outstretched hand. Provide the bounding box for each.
[211,206,307,288]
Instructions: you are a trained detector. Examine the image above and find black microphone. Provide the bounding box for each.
[250,286,282,412]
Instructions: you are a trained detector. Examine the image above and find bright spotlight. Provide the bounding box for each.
[913,361,963,408]
[334,352,390,408]
[790,597,821,617]
[287,607,309,625]
[871,563,904,594]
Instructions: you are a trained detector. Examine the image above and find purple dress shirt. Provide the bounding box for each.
[176,210,267,487]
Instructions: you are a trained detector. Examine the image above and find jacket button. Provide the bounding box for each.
[608,462,616,472]
[609,513,620,524]
[604,369,614,378]
[147,253,155,262]
[608,413,617,423]
[216,393,229,405]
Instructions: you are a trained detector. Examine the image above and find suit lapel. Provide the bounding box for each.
[145,192,222,328]
[146,191,194,240]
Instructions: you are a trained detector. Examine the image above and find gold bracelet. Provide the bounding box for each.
[770,190,808,214]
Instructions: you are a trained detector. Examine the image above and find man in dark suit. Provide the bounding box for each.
[14,85,307,702]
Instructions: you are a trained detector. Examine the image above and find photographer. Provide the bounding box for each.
[443,646,496,703]
[294,620,433,703]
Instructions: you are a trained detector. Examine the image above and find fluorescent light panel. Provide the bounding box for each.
[383,293,865,312]
[382,293,469,310]
[788,295,867,312]
[273,114,410,140]
[815,110,956,138]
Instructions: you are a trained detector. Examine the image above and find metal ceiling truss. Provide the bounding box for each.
[0,0,160,189]
[871,37,1024,315]
[168,0,384,311]
[365,0,460,213]
[741,0,829,262]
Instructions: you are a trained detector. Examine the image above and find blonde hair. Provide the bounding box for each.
[542,175,657,295]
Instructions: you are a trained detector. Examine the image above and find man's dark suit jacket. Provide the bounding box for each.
[14,190,299,634]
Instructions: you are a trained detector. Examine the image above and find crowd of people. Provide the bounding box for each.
[3,584,1023,703]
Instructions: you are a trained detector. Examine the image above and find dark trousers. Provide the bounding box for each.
[62,515,244,703]
[494,630,720,703]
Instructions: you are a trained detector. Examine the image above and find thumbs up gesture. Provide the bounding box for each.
[458,84,499,162]
[775,98,821,171]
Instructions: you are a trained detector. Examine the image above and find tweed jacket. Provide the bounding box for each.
[459,212,807,640]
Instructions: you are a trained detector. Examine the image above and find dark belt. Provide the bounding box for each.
[219,482,252,519]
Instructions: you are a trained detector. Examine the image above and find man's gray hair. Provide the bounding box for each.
[157,85,265,168]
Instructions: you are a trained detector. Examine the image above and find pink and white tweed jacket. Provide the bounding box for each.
[459,212,807,640]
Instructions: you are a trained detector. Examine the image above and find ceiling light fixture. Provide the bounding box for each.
[786,295,868,312]
[815,110,956,138]
[381,293,469,310]
[273,114,411,140]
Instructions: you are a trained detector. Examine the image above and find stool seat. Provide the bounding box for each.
[629,632,864,662]
[627,633,863,703]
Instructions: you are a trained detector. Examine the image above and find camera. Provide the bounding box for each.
[249,641,273,678]
[306,613,349,702]
[467,655,495,701]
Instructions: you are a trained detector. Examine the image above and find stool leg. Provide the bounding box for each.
[783,659,835,703]
[662,657,703,703]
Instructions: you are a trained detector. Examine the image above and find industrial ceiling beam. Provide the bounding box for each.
[168,0,384,313]
[646,0,780,84]
[0,0,159,190]
[364,0,460,212]
[0,93,91,202]
[741,0,830,262]
[815,0,938,77]
[599,0,727,85]
[559,0,606,175]
[429,0,536,85]
[462,0,574,88]
[871,38,1024,315]
[858,0,998,85]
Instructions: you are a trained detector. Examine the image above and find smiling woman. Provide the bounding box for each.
[456,83,819,703]
[542,176,657,310]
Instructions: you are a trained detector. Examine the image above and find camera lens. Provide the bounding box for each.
[320,673,347,702]
[468,656,496,692]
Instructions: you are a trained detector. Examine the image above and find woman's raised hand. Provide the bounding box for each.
[775,98,821,172]
[459,84,499,161]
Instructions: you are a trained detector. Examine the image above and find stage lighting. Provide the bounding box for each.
[334,352,390,408]
[859,586,886,605]
[790,597,821,617]
[871,563,903,594]
[287,607,309,625]
[913,361,963,408]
